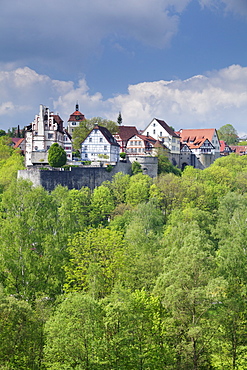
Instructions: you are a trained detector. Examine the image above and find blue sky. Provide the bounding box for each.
[0,0,247,135]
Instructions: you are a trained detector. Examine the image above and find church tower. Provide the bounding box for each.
[67,103,85,136]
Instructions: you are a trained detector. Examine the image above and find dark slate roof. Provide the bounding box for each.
[95,125,120,147]
[154,118,180,138]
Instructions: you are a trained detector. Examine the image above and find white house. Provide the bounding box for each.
[25,104,72,166]
[81,125,120,163]
[142,118,180,154]
[126,133,167,156]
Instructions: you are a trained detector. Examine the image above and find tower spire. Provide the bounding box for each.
[76,101,79,111]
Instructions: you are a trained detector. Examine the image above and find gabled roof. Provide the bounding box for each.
[188,138,214,149]
[84,125,119,147]
[128,133,168,150]
[230,145,247,155]
[220,140,232,153]
[13,138,25,148]
[153,118,180,138]
[178,128,218,143]
[115,125,138,141]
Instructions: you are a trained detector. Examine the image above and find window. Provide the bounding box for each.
[84,145,87,150]
[104,146,107,150]
[85,153,88,158]
[138,141,141,145]
[153,129,155,134]
[48,133,53,139]
[34,146,38,150]
[160,132,162,137]
[138,148,141,152]
[72,122,77,126]
[47,146,50,150]
[89,138,92,142]
[100,137,103,142]
[153,123,156,127]
[130,141,133,146]
[135,141,137,145]
[94,129,98,134]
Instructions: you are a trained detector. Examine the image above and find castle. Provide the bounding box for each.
[18,104,222,190]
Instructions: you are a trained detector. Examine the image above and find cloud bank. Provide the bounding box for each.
[1,65,247,135]
[1,0,246,72]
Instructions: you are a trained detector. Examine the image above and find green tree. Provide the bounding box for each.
[0,180,68,301]
[117,112,122,125]
[44,293,105,370]
[212,193,247,368]
[110,172,130,205]
[0,288,44,369]
[154,222,223,370]
[64,228,125,298]
[157,151,181,176]
[72,117,118,150]
[48,143,67,167]
[119,201,165,291]
[217,124,238,145]
[103,287,174,369]
[90,185,115,225]
[0,129,6,136]
[126,173,152,206]
[131,161,142,175]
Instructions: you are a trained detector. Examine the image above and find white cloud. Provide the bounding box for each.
[1,65,247,135]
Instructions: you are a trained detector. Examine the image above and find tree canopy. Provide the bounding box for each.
[48,143,67,167]
[217,123,238,145]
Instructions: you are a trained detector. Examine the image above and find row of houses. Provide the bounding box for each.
[12,103,239,170]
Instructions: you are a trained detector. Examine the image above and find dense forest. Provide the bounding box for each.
[1,137,247,369]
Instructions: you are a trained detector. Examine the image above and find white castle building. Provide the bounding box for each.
[25,104,72,166]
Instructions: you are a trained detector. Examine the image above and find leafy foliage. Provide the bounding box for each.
[48,143,67,167]
[217,123,238,145]
[2,155,247,368]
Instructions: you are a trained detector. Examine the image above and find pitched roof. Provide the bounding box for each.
[116,125,138,141]
[85,125,119,147]
[229,145,247,155]
[154,118,180,138]
[128,133,168,150]
[178,128,217,143]
[13,138,25,148]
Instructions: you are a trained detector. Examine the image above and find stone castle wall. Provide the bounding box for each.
[18,161,132,191]
[18,156,159,191]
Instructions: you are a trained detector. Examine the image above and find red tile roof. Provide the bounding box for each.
[178,128,217,143]
[116,125,138,141]
[230,145,247,155]
[13,138,25,148]
[68,111,85,122]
